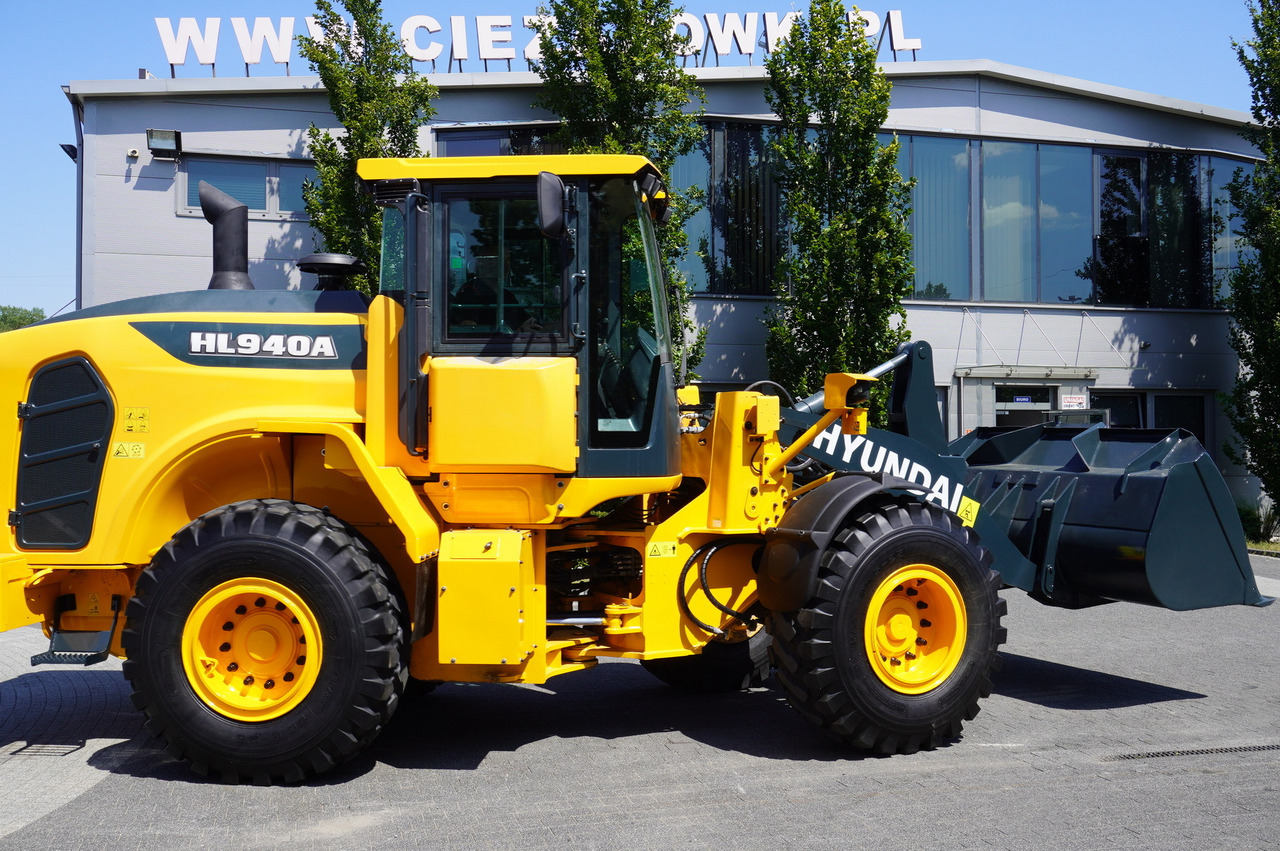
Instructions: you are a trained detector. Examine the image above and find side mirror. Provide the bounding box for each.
[638,172,672,225]
[537,171,566,239]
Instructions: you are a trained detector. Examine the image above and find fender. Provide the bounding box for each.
[758,474,910,613]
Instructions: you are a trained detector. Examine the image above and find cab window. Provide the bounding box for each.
[440,188,566,340]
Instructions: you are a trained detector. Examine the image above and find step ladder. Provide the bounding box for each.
[30,593,121,666]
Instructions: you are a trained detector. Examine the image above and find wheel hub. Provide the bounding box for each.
[181,578,323,722]
[864,564,967,694]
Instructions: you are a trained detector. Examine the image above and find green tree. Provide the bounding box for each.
[0,306,45,332]
[530,0,707,379]
[1224,0,1280,502]
[763,0,913,419]
[298,0,437,293]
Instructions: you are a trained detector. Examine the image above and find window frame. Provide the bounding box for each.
[178,155,316,222]
[429,179,575,356]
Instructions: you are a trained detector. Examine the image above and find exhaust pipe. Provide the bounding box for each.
[198,181,254,290]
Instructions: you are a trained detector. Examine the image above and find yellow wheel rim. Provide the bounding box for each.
[181,578,323,722]
[864,564,966,695]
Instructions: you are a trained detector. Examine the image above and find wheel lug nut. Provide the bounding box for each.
[905,652,916,659]
[291,617,299,624]
[275,602,286,611]
[297,656,306,665]
[235,605,247,615]
[264,680,275,689]
[283,672,295,682]
[228,662,239,672]
[916,601,928,609]
[243,675,254,685]
[905,587,918,597]
[222,622,234,631]
[219,642,231,653]
[916,637,927,646]
[255,598,266,608]
[889,657,901,665]
[920,619,932,628]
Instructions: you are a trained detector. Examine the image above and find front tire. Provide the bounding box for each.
[122,500,407,784]
[768,498,1005,754]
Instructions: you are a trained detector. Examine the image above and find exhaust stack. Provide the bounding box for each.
[198,181,254,290]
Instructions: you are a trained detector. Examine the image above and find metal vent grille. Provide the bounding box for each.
[370,178,420,207]
[13,357,114,549]
[1103,743,1280,762]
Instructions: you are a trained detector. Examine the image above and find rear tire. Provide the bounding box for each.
[640,624,771,692]
[768,498,1005,754]
[122,499,407,784]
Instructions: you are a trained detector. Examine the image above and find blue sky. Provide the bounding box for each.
[0,1,1258,317]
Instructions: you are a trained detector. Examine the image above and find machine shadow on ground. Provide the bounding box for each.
[56,648,1200,786]
[0,670,140,750]
[993,652,1205,709]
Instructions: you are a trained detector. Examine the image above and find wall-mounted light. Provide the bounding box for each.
[146,129,182,160]
[59,143,78,162]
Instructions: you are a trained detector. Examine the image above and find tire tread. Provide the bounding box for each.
[767,497,1004,755]
[121,499,407,784]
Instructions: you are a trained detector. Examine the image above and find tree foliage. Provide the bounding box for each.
[298,0,437,293]
[763,0,913,418]
[1225,0,1280,502]
[0,306,45,332]
[530,0,707,378]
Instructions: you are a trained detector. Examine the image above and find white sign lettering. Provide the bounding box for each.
[153,10,922,73]
[189,331,339,359]
[402,16,444,62]
[810,424,965,513]
[231,17,295,65]
[156,17,222,67]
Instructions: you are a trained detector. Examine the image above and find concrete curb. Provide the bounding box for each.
[1247,547,1279,558]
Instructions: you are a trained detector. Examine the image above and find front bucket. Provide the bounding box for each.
[953,424,1272,611]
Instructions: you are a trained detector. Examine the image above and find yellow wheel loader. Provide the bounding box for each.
[0,155,1269,783]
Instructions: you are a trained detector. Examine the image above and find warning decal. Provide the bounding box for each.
[121,407,150,433]
[647,542,678,558]
[113,442,145,459]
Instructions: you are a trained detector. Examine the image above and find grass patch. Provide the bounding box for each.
[1248,539,1280,553]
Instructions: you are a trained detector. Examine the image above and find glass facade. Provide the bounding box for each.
[908,136,971,300]
[673,122,782,295]
[1038,145,1094,304]
[434,124,1254,310]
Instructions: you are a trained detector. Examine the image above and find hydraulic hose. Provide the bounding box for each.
[677,538,764,636]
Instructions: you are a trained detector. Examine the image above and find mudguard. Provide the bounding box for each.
[758,474,898,612]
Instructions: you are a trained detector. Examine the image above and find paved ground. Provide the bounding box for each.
[0,558,1276,850]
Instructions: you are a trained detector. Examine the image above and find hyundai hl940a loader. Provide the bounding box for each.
[0,155,1269,783]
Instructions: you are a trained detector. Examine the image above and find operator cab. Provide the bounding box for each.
[362,155,681,480]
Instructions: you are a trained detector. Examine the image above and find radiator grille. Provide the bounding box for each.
[14,358,113,549]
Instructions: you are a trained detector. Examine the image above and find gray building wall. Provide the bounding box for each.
[64,61,1263,496]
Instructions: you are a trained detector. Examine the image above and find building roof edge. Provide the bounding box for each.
[66,58,1252,127]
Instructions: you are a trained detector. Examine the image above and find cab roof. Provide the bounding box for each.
[357,154,660,182]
